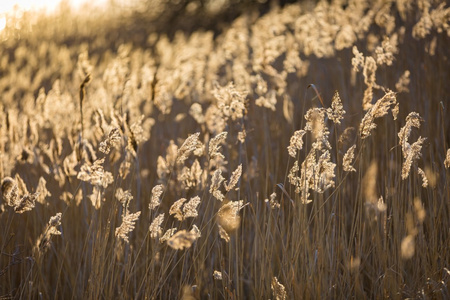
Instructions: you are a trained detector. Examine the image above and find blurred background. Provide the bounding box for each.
[0,0,109,15]
[0,0,301,42]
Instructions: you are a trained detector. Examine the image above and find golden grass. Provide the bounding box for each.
[0,0,449,298]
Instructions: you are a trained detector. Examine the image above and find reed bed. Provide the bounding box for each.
[0,0,449,298]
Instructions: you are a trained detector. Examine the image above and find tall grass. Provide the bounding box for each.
[0,0,449,298]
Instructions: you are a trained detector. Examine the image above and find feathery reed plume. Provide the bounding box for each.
[77,158,113,207]
[289,147,335,204]
[417,167,428,188]
[361,56,379,110]
[326,90,345,124]
[444,149,450,169]
[398,112,423,154]
[149,184,164,210]
[304,108,330,150]
[209,132,227,160]
[225,164,242,192]
[343,145,356,172]
[375,35,398,66]
[1,176,38,213]
[213,81,247,121]
[287,130,306,158]
[335,24,356,50]
[149,213,165,239]
[178,159,203,189]
[213,271,223,280]
[265,192,280,209]
[210,169,225,201]
[287,161,303,198]
[314,150,336,192]
[36,212,62,254]
[352,46,364,72]
[167,225,201,250]
[99,127,121,154]
[398,112,426,180]
[377,196,387,212]
[401,137,426,180]
[14,192,38,214]
[169,196,201,221]
[115,188,133,207]
[169,198,187,221]
[392,103,399,120]
[363,56,377,86]
[412,8,432,39]
[159,228,177,243]
[115,211,141,243]
[217,200,244,233]
[395,70,410,93]
[183,196,201,219]
[237,128,246,143]
[127,115,154,156]
[176,132,202,165]
[360,90,397,139]
[271,277,287,300]
[218,224,230,242]
[1,177,19,207]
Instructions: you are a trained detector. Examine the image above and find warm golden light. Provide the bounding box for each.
[0,16,6,31]
[0,0,106,15]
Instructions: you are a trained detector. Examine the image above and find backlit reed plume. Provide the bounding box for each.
[149,184,164,210]
[265,192,280,209]
[115,211,141,243]
[176,132,202,165]
[167,225,201,250]
[149,213,165,239]
[99,127,121,154]
[271,277,287,300]
[343,145,356,172]
[210,169,225,201]
[225,164,242,192]
[444,149,450,169]
[359,90,397,139]
[398,112,426,180]
[35,212,62,254]
[1,177,38,213]
[169,196,201,221]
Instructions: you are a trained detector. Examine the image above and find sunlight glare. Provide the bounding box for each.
[0,0,106,15]
[0,16,6,31]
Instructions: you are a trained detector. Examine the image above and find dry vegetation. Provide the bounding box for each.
[0,0,449,298]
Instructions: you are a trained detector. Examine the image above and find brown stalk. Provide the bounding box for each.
[79,74,91,139]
